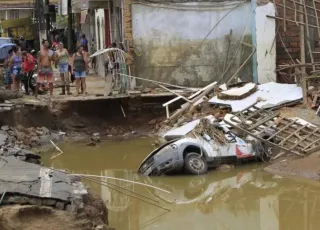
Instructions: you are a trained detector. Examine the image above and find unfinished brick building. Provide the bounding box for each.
[274,0,320,82]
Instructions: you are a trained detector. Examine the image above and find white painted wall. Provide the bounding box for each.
[255,2,276,83]
[132,2,253,86]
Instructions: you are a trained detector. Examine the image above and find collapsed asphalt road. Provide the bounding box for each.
[0,125,110,230]
[0,156,86,210]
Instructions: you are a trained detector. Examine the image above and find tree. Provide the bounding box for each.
[56,15,68,29]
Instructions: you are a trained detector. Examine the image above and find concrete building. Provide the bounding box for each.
[0,1,35,21]
[82,0,124,76]
[0,0,58,21]
[86,0,276,87]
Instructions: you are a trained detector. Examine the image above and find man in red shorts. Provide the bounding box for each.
[36,40,55,98]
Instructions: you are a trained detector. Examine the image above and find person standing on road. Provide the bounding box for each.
[9,46,22,92]
[70,46,89,96]
[22,51,35,95]
[19,37,27,51]
[3,49,13,90]
[55,42,71,95]
[36,40,55,98]
[80,34,88,52]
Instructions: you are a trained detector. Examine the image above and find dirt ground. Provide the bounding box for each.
[266,152,320,180]
[0,189,109,230]
[264,105,320,180]
[0,205,93,230]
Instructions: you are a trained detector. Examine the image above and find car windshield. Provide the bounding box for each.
[0,38,13,45]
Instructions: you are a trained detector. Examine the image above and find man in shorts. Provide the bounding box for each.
[36,40,55,98]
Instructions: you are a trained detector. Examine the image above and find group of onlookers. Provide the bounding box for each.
[3,34,90,98]
[3,44,36,95]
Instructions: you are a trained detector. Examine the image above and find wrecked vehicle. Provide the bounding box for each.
[138,122,271,176]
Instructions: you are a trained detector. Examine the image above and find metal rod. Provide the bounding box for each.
[226,48,256,84]
[0,189,7,205]
[72,173,171,193]
[277,63,320,71]
[82,177,170,212]
[81,176,160,204]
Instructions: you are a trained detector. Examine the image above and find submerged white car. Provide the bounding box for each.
[138,124,270,176]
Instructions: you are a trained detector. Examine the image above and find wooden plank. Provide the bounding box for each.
[302,137,320,151]
[267,119,297,141]
[223,119,305,157]
[248,111,280,131]
[303,0,316,72]
[267,15,319,29]
[284,0,287,31]
[289,128,320,150]
[305,144,320,154]
[312,0,320,39]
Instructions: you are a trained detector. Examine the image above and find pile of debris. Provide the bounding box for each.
[156,79,320,160]
[0,125,62,164]
[192,118,229,145]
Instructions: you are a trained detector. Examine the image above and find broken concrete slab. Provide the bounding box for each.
[0,133,8,146]
[0,156,87,208]
[1,125,9,131]
[218,83,257,100]
[210,82,302,112]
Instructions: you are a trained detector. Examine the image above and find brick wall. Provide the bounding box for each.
[274,0,320,82]
[274,0,302,82]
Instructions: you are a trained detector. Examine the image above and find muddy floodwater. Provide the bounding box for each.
[42,138,320,230]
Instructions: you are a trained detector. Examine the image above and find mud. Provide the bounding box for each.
[265,152,320,180]
[5,95,181,144]
[0,203,110,230]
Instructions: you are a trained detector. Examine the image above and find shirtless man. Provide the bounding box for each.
[36,40,55,97]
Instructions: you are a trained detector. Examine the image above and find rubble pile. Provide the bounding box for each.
[0,125,62,164]
[156,81,320,159]
[0,125,65,164]
[155,99,229,136]
[192,118,229,144]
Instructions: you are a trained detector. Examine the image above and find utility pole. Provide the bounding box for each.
[45,0,50,40]
[67,0,73,52]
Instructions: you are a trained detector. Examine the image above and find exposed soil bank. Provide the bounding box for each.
[5,96,180,142]
[265,153,320,180]
[0,190,110,230]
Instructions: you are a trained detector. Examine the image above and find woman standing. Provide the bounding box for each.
[70,46,88,96]
[9,46,22,91]
[55,42,71,95]
[22,51,35,95]
[3,49,13,90]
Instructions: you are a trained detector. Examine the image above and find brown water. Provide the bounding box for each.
[42,138,320,230]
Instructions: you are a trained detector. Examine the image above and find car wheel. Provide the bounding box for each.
[184,152,208,175]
